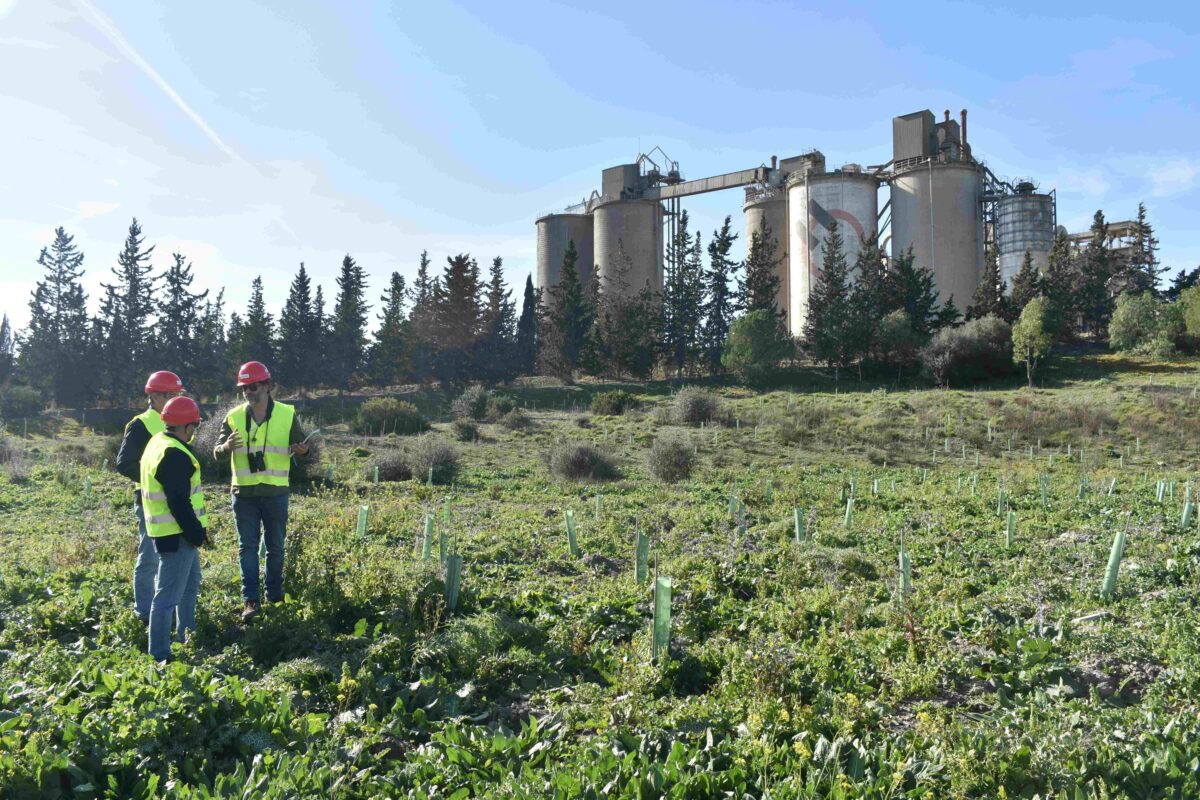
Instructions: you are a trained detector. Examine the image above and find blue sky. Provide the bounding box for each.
[1,0,1197,331]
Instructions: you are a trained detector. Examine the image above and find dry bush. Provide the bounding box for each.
[547,442,620,482]
[647,434,694,482]
[591,390,636,416]
[368,451,412,482]
[451,386,490,421]
[404,434,459,485]
[452,419,478,442]
[499,409,533,430]
[353,398,428,436]
[674,387,723,427]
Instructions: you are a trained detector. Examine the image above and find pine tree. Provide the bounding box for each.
[21,227,94,406]
[1126,202,1164,295]
[514,275,539,376]
[1042,230,1076,339]
[1009,250,1042,319]
[329,254,370,388]
[98,219,156,402]
[539,240,591,381]
[739,218,783,319]
[276,263,318,391]
[155,253,208,385]
[369,271,409,387]
[701,216,739,373]
[477,257,517,385]
[229,276,275,369]
[312,284,330,389]
[803,222,855,372]
[966,245,1011,321]
[0,314,15,386]
[431,254,483,389]
[662,211,706,377]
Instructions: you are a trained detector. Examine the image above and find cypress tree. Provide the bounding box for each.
[1009,250,1042,319]
[155,253,208,385]
[539,240,591,381]
[191,290,227,398]
[431,254,483,389]
[739,218,783,319]
[477,257,517,385]
[849,233,889,364]
[0,314,15,387]
[311,285,331,389]
[1042,229,1076,338]
[1076,210,1117,337]
[230,276,275,369]
[884,247,947,336]
[1165,266,1200,302]
[803,222,855,373]
[97,218,156,402]
[407,251,437,384]
[329,254,370,388]
[1126,202,1163,295]
[966,245,1012,322]
[276,263,318,391]
[662,211,706,377]
[701,216,739,373]
[368,271,409,387]
[515,275,539,376]
[23,227,94,406]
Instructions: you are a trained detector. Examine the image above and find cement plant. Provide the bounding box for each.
[536,108,1058,336]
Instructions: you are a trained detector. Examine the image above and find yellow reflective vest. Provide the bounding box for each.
[225,401,295,488]
[130,408,166,437]
[140,432,208,538]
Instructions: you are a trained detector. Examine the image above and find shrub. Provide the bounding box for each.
[485,394,516,419]
[451,386,490,421]
[353,398,428,436]
[721,310,793,383]
[499,409,533,430]
[921,315,1013,387]
[1110,292,1184,355]
[192,402,243,481]
[404,434,459,485]
[591,390,636,416]
[0,386,42,419]
[452,419,478,442]
[647,434,694,482]
[548,442,620,482]
[369,451,412,482]
[674,387,722,427]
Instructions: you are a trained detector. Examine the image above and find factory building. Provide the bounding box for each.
[535,109,1056,337]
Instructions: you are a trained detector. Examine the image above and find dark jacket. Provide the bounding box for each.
[152,439,208,553]
[116,416,153,500]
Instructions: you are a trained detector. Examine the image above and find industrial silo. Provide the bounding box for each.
[889,160,984,312]
[594,199,663,296]
[536,213,595,291]
[787,168,879,336]
[996,183,1055,286]
[743,187,789,327]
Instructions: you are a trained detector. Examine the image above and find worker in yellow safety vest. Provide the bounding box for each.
[140,396,208,662]
[213,361,309,622]
[116,370,184,624]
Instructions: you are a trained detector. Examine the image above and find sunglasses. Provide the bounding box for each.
[242,382,268,391]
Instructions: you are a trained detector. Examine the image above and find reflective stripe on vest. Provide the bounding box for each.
[139,432,208,537]
[226,401,295,488]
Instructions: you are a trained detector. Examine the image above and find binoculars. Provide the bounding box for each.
[247,450,267,473]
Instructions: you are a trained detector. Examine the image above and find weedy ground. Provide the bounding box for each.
[2,354,1200,798]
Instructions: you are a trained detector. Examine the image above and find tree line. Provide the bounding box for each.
[0,202,1185,409]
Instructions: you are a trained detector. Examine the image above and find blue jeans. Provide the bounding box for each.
[133,498,159,621]
[233,494,289,602]
[149,540,201,662]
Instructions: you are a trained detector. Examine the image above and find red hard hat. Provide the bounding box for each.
[161,396,202,426]
[236,361,272,387]
[145,371,184,394]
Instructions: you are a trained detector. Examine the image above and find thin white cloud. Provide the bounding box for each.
[76,200,119,219]
[0,36,53,48]
[1149,158,1200,198]
[72,0,241,163]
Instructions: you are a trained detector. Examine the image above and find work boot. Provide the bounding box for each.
[240,600,260,622]
[266,595,285,605]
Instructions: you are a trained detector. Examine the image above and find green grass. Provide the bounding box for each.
[2,354,1200,797]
